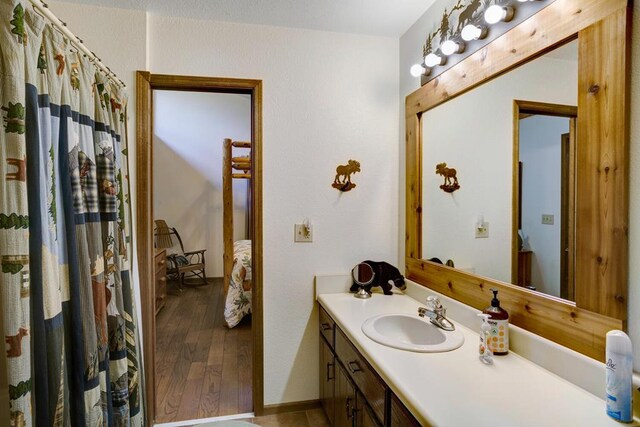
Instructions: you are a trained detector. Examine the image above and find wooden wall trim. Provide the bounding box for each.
[251,81,265,416]
[149,74,260,93]
[261,399,321,416]
[575,7,630,320]
[135,70,155,424]
[136,72,264,423]
[405,0,630,361]
[405,114,422,260]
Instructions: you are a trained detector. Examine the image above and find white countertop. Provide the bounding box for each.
[318,292,633,427]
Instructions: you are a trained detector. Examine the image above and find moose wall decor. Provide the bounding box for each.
[436,162,460,193]
[332,159,360,192]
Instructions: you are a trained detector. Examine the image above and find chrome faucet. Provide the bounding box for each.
[418,296,455,331]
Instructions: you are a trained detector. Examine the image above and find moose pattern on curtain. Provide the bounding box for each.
[0,1,143,425]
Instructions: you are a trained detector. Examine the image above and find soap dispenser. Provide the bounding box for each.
[483,289,509,355]
[477,313,493,365]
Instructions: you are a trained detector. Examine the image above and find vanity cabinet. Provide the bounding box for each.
[319,305,420,427]
[320,334,336,425]
[390,395,421,427]
[335,328,386,423]
[335,361,381,427]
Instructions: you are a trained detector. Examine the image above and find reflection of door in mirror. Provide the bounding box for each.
[514,103,577,301]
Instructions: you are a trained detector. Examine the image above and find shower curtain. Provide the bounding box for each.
[0,1,144,425]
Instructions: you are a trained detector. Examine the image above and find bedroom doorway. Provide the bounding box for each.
[135,73,263,426]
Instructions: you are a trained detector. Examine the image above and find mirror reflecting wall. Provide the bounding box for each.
[421,39,577,300]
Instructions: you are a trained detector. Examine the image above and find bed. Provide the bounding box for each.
[222,139,253,328]
[224,239,252,327]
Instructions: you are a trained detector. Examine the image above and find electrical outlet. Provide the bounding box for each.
[541,214,554,225]
[294,224,313,242]
[475,222,489,238]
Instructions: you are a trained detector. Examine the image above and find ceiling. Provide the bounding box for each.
[55,0,438,37]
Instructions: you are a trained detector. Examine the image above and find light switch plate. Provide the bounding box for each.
[475,222,489,238]
[294,224,313,242]
[541,214,554,225]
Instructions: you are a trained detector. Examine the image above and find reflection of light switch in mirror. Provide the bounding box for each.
[541,214,554,225]
[475,217,489,239]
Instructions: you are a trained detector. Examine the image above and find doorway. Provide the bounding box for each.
[512,100,577,300]
[135,73,263,425]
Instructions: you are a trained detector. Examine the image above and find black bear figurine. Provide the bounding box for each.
[349,260,406,296]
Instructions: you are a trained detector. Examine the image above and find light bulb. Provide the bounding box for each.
[441,40,464,56]
[461,24,487,41]
[424,53,444,67]
[484,5,514,24]
[410,64,427,77]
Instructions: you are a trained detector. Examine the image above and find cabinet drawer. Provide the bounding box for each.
[390,393,422,427]
[155,251,167,270]
[335,327,386,424]
[319,305,335,348]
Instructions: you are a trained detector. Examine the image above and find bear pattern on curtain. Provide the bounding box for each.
[0,1,143,425]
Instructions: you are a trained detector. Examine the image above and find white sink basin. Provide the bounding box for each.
[361,313,464,353]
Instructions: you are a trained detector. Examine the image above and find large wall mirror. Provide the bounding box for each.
[422,39,577,299]
[405,0,631,361]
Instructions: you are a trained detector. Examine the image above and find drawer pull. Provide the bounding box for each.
[158,259,166,265]
[326,362,334,381]
[159,277,166,282]
[321,322,332,332]
[347,360,362,373]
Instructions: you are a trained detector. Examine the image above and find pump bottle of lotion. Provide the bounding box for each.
[606,330,633,423]
[483,289,509,355]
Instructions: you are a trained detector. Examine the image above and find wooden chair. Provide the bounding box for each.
[154,219,208,290]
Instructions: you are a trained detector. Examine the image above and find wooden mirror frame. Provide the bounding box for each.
[405,0,631,361]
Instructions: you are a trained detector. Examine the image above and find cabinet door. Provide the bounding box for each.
[390,394,421,427]
[320,336,335,425]
[335,362,357,427]
[357,395,381,427]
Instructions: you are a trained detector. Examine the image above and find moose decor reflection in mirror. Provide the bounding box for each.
[405,0,631,361]
[421,40,577,301]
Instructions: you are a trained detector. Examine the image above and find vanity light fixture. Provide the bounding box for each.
[461,24,488,41]
[484,5,514,25]
[410,63,430,77]
[441,40,465,56]
[424,52,446,68]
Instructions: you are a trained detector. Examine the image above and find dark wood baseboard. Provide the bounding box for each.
[261,399,321,416]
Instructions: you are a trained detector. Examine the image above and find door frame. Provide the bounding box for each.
[512,100,577,296]
[135,72,264,424]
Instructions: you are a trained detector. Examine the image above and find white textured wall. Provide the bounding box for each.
[152,91,250,277]
[520,115,568,297]
[421,56,576,284]
[403,2,640,372]
[146,17,399,405]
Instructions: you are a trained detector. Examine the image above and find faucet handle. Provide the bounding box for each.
[426,296,442,309]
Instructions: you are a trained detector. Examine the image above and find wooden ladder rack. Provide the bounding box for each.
[222,138,252,294]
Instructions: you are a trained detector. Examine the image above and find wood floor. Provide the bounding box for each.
[155,278,252,423]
